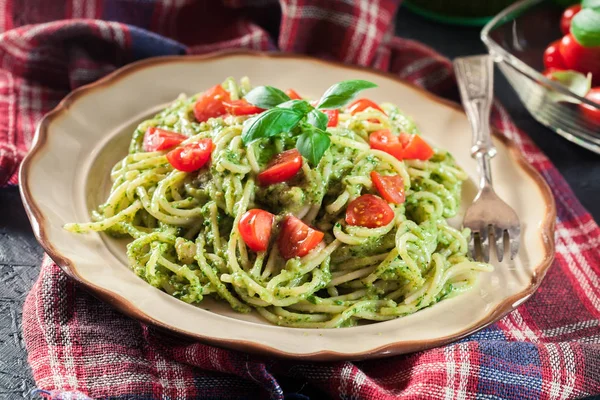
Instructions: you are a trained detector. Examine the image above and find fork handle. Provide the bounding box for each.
[453,55,496,188]
[454,55,496,157]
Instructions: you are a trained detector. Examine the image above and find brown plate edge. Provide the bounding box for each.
[18,49,557,361]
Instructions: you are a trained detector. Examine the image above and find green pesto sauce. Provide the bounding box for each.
[77,77,478,327]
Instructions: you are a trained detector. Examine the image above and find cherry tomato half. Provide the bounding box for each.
[370,171,405,204]
[560,4,581,35]
[323,109,339,127]
[277,216,324,259]
[580,87,600,125]
[346,194,395,228]
[223,99,264,116]
[544,40,566,70]
[285,89,302,100]
[347,98,385,115]
[369,129,404,159]
[560,34,600,83]
[238,209,275,252]
[166,139,213,172]
[400,133,434,160]
[143,127,187,152]
[193,84,230,123]
[257,149,303,186]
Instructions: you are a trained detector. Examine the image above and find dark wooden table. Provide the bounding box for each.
[1,11,599,399]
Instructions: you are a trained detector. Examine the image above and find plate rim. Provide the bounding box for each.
[19,49,557,361]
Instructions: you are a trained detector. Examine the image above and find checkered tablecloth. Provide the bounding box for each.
[1,1,599,399]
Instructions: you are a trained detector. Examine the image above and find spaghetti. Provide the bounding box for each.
[66,77,492,328]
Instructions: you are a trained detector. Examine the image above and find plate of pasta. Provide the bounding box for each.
[20,51,555,360]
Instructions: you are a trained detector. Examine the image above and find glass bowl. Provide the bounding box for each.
[481,0,600,154]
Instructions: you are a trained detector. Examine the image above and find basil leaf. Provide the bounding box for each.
[546,70,592,104]
[316,79,377,109]
[244,86,290,109]
[306,109,328,130]
[571,9,600,47]
[296,127,331,166]
[277,99,313,114]
[582,0,600,9]
[241,108,304,144]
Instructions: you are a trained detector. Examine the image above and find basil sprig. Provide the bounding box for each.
[241,79,377,165]
[571,7,600,47]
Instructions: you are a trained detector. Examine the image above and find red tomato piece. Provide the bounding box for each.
[143,127,187,152]
[257,149,303,186]
[222,99,264,116]
[277,216,324,259]
[238,209,275,252]
[544,40,567,70]
[323,109,339,127]
[559,34,600,84]
[193,84,230,123]
[166,139,213,172]
[398,132,411,148]
[400,133,434,160]
[370,171,405,204]
[580,87,600,125]
[560,4,581,35]
[369,129,404,159]
[345,194,395,228]
[347,98,386,115]
[285,89,302,100]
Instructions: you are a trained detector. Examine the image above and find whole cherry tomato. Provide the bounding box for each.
[559,34,600,84]
[544,40,566,70]
[560,4,582,35]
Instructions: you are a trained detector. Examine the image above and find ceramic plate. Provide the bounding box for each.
[20,51,555,360]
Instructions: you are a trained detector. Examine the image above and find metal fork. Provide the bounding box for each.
[453,55,521,262]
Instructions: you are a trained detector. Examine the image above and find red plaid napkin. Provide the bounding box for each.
[2,1,599,399]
